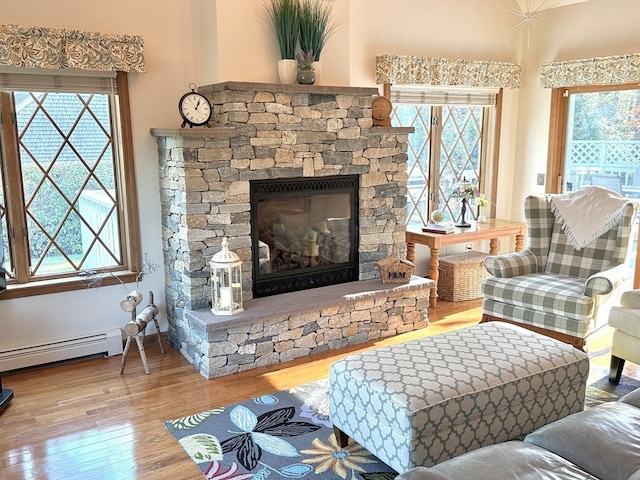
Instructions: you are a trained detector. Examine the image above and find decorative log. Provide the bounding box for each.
[123,305,159,337]
[119,291,164,375]
[120,290,142,312]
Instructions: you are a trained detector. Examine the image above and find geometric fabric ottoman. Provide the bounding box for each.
[329,322,589,473]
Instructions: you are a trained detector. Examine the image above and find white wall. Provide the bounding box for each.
[508,0,640,220]
[1,0,638,358]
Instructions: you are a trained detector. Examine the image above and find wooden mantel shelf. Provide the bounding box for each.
[150,127,236,138]
[199,81,380,96]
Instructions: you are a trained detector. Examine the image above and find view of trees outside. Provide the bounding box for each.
[13,91,120,276]
[394,104,484,229]
[564,88,640,193]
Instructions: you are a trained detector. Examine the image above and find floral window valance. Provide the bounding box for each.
[540,53,639,88]
[0,24,145,73]
[376,54,521,89]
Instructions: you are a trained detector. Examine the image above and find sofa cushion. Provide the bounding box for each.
[620,388,640,409]
[397,441,599,480]
[482,273,593,320]
[525,401,640,480]
[397,469,454,480]
[628,469,640,480]
[545,216,617,278]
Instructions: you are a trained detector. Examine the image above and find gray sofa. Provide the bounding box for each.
[397,388,640,480]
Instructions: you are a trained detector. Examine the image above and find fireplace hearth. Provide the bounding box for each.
[251,175,359,297]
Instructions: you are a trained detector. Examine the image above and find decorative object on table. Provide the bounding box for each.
[451,177,478,228]
[371,95,392,127]
[430,209,445,224]
[376,243,414,284]
[423,209,454,233]
[178,83,212,128]
[210,237,244,315]
[120,290,164,375]
[262,0,300,84]
[296,50,316,84]
[298,0,339,85]
[422,223,454,234]
[476,193,489,222]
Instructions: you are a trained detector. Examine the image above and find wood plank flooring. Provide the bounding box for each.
[0,299,637,480]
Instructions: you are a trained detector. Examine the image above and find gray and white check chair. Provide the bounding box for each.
[608,289,640,384]
[481,193,637,350]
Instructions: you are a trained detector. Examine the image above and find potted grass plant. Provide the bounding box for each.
[298,0,338,84]
[262,0,300,84]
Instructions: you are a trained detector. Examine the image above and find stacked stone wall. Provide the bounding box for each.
[183,278,431,379]
[151,82,418,378]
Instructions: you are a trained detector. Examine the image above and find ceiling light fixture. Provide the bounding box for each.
[505,0,556,49]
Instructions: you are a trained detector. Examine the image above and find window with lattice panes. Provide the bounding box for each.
[390,87,500,231]
[0,71,140,297]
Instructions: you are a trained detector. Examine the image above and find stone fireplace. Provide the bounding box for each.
[151,82,433,378]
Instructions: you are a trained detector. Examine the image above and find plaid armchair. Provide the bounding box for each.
[481,193,637,350]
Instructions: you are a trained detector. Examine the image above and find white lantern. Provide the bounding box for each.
[210,237,244,315]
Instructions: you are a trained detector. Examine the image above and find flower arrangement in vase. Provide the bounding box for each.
[298,0,338,84]
[475,193,490,222]
[296,50,315,84]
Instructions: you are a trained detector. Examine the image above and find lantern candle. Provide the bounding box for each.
[210,237,244,315]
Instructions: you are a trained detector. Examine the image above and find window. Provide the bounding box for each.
[390,87,501,229]
[547,84,640,194]
[0,71,140,298]
[547,83,640,287]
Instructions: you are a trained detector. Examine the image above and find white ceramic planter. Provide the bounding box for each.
[277,59,297,84]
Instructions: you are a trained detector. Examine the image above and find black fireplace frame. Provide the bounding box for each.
[250,175,360,298]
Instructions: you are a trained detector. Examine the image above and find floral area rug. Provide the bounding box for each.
[164,377,638,480]
[585,374,640,407]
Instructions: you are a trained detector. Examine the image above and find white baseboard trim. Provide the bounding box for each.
[0,328,123,372]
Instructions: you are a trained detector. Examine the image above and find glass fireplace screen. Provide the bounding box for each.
[250,175,359,297]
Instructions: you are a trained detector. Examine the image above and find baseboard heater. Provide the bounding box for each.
[0,329,123,372]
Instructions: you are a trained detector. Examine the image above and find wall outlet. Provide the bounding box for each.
[537,173,545,185]
[466,244,473,251]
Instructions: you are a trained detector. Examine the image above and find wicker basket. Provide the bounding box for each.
[438,251,489,301]
[376,245,415,284]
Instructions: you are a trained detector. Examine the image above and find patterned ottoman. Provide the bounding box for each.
[328,322,589,473]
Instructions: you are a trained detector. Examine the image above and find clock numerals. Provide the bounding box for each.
[179,92,212,128]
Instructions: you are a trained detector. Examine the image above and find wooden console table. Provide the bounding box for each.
[406,219,526,308]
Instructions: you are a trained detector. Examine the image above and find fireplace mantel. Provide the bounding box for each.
[199,81,380,97]
[152,81,424,378]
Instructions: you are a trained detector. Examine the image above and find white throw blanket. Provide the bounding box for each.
[550,186,628,250]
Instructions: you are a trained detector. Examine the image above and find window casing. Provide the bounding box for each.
[546,82,640,288]
[0,71,140,298]
[390,87,501,229]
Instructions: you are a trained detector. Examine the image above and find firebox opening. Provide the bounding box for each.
[250,175,359,298]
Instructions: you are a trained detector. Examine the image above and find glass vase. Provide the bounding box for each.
[297,69,315,85]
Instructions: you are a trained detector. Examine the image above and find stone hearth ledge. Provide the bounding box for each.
[183,276,434,379]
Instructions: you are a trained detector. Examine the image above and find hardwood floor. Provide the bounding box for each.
[0,299,637,480]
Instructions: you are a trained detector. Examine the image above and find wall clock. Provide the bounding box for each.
[178,83,212,128]
[371,95,392,127]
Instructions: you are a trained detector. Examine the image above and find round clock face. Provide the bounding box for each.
[179,92,212,127]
